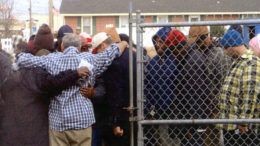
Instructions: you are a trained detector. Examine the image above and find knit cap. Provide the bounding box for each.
[221,30,245,47]
[34,24,54,52]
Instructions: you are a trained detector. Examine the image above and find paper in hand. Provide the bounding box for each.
[78,59,94,75]
[77,59,94,86]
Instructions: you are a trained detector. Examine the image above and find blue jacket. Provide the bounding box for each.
[145,50,178,116]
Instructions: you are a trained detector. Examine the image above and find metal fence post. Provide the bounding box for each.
[136,10,144,146]
[128,2,134,146]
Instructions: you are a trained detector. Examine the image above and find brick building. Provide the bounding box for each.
[60,0,260,35]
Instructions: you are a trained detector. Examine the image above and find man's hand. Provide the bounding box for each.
[118,41,129,53]
[238,125,248,134]
[80,83,95,98]
[113,126,124,137]
[77,67,90,77]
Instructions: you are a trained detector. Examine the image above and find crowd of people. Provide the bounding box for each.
[0,23,260,146]
[144,25,260,146]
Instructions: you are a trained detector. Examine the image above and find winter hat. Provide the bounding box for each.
[155,27,172,41]
[228,25,243,36]
[34,24,54,53]
[152,27,172,51]
[27,35,35,53]
[221,30,245,47]
[92,32,109,49]
[188,26,209,45]
[27,40,34,52]
[80,32,92,46]
[249,34,260,52]
[104,27,121,43]
[165,30,187,47]
[57,25,73,38]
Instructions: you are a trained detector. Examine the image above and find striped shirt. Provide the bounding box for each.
[16,44,121,131]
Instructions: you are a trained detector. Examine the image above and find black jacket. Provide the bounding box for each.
[104,48,137,127]
[91,76,110,128]
[0,67,79,146]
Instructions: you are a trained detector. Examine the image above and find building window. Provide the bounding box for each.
[153,16,157,23]
[243,14,260,19]
[168,15,172,22]
[106,24,114,28]
[83,16,91,34]
[200,15,205,21]
[120,16,128,28]
[184,15,189,21]
[92,16,96,35]
[158,15,168,23]
[189,15,200,22]
[76,16,82,34]
[116,16,120,28]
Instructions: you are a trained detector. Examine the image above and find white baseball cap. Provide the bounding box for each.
[92,32,109,49]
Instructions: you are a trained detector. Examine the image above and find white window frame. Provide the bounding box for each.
[157,15,168,23]
[120,16,129,28]
[82,16,92,34]
[189,15,200,22]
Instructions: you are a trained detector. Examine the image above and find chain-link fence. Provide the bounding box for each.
[134,11,260,146]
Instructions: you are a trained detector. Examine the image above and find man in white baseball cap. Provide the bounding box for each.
[92,32,113,54]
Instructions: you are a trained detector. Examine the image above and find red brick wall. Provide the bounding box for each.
[95,16,116,33]
[64,14,240,35]
[144,16,153,23]
[65,16,78,33]
[204,15,239,21]
[172,15,185,22]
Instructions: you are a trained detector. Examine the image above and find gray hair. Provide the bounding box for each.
[62,33,81,49]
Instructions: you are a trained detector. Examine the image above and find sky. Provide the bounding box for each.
[13,0,62,15]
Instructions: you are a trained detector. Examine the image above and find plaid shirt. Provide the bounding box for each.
[218,49,260,131]
[16,44,121,131]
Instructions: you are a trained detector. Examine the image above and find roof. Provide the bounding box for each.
[60,0,260,15]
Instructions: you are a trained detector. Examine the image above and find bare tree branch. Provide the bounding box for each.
[0,0,15,38]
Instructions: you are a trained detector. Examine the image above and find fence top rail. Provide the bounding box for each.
[140,119,260,125]
[139,19,260,28]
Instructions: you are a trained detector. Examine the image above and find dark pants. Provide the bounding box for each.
[92,128,102,146]
[171,125,206,146]
[223,129,258,146]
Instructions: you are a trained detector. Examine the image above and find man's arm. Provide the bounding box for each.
[80,41,127,77]
[36,67,90,97]
[16,52,55,68]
